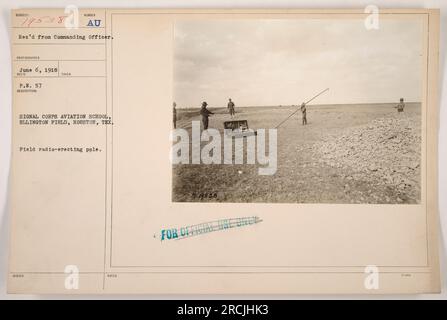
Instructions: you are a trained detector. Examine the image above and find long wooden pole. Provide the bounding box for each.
[274,88,329,129]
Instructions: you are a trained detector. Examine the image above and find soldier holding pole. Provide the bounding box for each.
[300,102,307,125]
[200,101,214,130]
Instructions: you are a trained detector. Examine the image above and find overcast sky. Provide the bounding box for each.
[174,19,423,108]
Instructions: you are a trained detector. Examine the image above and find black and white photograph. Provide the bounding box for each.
[172,18,423,204]
[2,5,444,298]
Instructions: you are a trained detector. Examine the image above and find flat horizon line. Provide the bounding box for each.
[176,101,422,109]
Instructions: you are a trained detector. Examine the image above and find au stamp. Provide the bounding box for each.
[160,216,262,241]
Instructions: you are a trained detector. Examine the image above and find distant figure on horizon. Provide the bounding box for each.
[300,102,307,125]
[200,101,214,130]
[395,98,405,113]
[227,98,235,119]
[173,102,177,128]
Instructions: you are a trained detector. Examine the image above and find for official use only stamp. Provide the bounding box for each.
[159,216,262,241]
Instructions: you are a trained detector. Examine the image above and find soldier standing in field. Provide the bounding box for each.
[395,98,405,113]
[227,98,235,119]
[300,102,307,125]
[200,101,214,130]
[173,102,177,128]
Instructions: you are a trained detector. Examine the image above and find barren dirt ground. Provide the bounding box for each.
[173,103,421,203]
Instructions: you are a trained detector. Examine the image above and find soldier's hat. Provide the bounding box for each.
[202,101,208,107]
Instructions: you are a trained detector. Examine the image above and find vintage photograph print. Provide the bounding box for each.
[172,18,423,204]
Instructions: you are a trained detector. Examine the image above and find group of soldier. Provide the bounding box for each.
[172,98,235,130]
[199,99,235,129]
[172,97,406,130]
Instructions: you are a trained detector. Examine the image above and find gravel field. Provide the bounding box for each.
[173,103,421,203]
